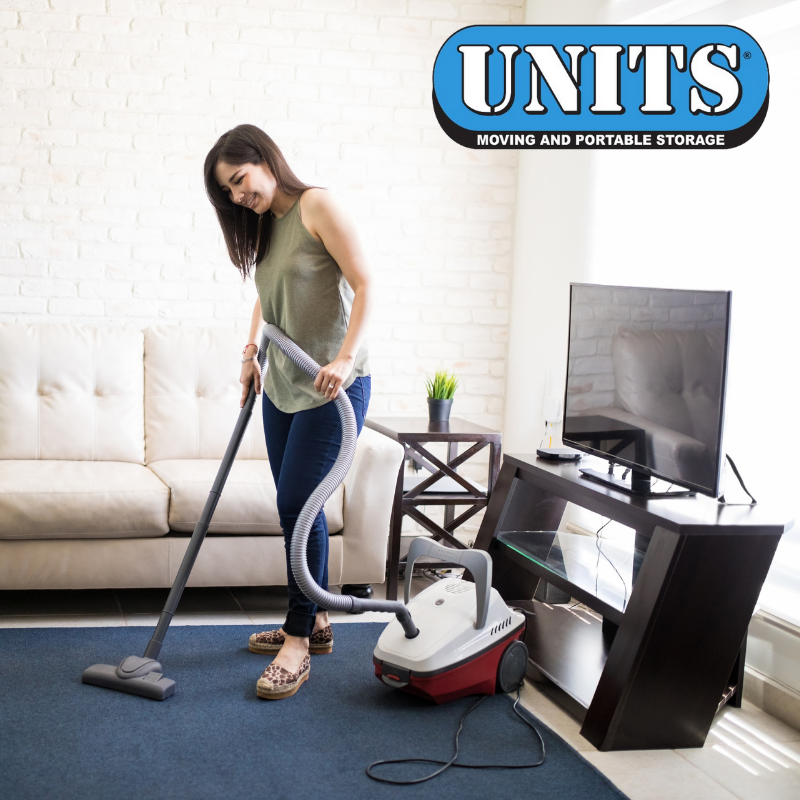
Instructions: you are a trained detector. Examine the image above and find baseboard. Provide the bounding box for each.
[743,610,800,733]
[744,665,800,733]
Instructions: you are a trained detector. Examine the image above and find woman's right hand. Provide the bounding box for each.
[240,351,262,408]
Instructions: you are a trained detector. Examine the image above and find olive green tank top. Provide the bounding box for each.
[254,190,370,413]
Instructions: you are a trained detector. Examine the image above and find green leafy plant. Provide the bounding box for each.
[425,369,459,400]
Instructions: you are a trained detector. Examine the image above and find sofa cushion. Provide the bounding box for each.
[147,460,344,535]
[144,326,269,464]
[0,323,145,463]
[0,461,169,540]
[0,534,349,590]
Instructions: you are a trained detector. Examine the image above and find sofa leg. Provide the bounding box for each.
[341,583,374,599]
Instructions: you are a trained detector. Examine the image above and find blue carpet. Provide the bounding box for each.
[0,624,627,799]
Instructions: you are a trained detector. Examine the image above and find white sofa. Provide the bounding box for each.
[0,323,403,591]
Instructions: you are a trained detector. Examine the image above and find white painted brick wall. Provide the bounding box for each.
[0,0,522,438]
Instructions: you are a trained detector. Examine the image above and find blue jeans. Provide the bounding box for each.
[262,377,371,638]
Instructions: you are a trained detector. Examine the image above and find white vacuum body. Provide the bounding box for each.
[373,539,529,704]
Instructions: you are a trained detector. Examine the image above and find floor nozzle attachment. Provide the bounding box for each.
[116,655,162,679]
[82,656,176,700]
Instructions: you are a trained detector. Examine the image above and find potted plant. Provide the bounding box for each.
[425,369,459,422]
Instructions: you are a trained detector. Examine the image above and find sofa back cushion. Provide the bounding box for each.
[144,326,268,463]
[0,323,145,463]
[611,327,725,450]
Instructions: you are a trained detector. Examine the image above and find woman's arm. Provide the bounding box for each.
[240,297,264,408]
[300,189,374,400]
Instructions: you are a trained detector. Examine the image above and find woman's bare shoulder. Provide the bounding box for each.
[301,187,338,214]
[299,188,351,239]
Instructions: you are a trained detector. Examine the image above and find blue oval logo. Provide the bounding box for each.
[433,25,769,149]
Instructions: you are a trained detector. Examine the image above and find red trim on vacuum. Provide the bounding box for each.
[374,626,525,705]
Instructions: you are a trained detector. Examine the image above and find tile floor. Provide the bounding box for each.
[2,584,799,800]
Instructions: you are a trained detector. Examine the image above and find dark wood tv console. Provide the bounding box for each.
[473,452,792,751]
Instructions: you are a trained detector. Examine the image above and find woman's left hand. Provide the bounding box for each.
[314,355,354,399]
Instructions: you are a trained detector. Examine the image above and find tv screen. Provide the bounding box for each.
[562,284,731,497]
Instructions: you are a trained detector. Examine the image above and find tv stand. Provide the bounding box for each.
[473,452,791,751]
[579,467,695,498]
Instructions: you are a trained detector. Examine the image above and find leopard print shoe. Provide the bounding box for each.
[249,628,285,654]
[249,625,334,655]
[256,654,310,700]
[308,624,333,654]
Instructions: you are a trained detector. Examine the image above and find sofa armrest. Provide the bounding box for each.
[340,427,404,585]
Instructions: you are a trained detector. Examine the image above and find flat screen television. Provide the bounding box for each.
[562,283,732,498]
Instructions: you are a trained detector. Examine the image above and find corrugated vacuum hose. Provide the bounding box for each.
[260,324,418,638]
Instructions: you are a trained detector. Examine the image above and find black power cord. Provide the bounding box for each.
[594,518,629,609]
[718,454,757,505]
[366,688,546,785]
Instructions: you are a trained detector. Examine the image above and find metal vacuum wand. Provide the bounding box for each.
[143,327,272,661]
[81,329,271,699]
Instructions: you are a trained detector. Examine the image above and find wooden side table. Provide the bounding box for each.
[365,416,501,601]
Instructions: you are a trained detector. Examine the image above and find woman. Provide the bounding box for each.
[203,125,372,700]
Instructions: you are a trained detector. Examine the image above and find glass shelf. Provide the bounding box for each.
[496,530,646,618]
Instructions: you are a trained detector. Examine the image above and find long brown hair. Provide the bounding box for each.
[203,124,312,279]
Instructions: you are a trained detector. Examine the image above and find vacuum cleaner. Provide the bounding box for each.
[373,538,528,704]
[82,324,527,704]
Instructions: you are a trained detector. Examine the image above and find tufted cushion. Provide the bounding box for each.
[144,326,269,464]
[0,460,169,539]
[0,323,145,463]
[148,459,344,535]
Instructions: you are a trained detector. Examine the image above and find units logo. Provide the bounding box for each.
[433,25,769,149]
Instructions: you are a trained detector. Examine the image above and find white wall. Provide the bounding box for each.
[586,1,800,507]
[504,0,602,454]
[507,0,800,471]
[0,0,525,430]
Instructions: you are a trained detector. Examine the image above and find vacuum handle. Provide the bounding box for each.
[404,538,492,630]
